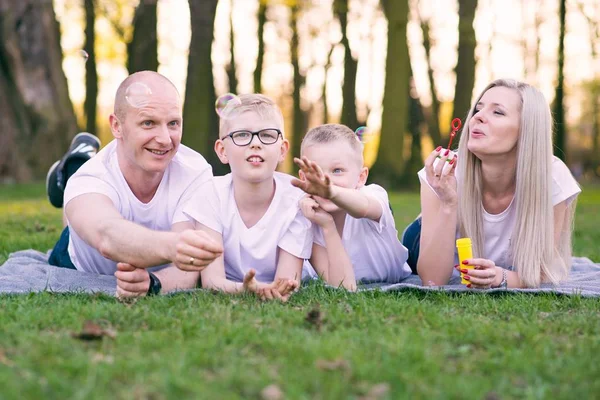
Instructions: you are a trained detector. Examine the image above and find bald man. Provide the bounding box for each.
[46,71,223,296]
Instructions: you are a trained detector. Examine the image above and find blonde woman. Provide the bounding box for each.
[402,79,581,288]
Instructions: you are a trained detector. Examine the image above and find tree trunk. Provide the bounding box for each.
[127,0,158,73]
[226,8,237,94]
[421,19,441,145]
[335,0,358,130]
[290,4,306,163]
[369,0,410,188]
[452,0,478,123]
[0,0,78,181]
[183,0,228,174]
[322,45,335,124]
[553,0,566,161]
[403,74,424,189]
[84,0,98,135]
[253,0,266,93]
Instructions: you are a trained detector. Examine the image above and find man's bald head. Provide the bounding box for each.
[114,71,181,121]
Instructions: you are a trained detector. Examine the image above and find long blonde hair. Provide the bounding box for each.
[456,79,575,287]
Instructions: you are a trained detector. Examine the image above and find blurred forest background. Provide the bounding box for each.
[0,0,598,188]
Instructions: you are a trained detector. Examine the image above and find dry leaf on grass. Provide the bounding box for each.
[72,320,117,341]
[358,383,390,400]
[0,349,14,366]
[315,358,351,372]
[305,305,324,330]
[260,384,284,400]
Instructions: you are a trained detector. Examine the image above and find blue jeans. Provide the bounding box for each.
[401,216,421,275]
[48,227,77,269]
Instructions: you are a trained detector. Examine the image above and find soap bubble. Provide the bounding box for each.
[355,126,378,144]
[125,82,153,109]
[215,93,242,119]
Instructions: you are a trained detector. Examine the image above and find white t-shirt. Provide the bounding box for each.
[417,156,581,273]
[303,184,412,283]
[180,172,313,283]
[64,140,213,275]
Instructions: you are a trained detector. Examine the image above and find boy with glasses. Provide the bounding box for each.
[175,94,312,301]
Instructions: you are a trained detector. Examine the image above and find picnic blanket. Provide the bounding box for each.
[1,249,600,297]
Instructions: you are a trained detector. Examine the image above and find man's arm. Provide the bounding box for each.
[66,194,178,268]
[66,194,222,269]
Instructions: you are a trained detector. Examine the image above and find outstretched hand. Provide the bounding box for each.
[291,156,334,199]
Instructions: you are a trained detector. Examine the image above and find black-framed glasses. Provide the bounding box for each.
[223,129,282,146]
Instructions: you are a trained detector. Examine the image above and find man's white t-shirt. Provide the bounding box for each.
[303,184,412,283]
[63,140,213,275]
[179,172,313,283]
[417,156,581,273]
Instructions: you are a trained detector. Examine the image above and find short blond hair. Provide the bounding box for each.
[218,94,284,138]
[301,124,364,164]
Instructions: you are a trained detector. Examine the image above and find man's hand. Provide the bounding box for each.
[299,196,334,227]
[291,156,334,199]
[115,262,150,298]
[173,229,223,272]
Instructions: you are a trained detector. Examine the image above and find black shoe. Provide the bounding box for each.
[46,132,101,208]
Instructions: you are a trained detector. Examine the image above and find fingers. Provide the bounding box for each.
[424,147,443,179]
[115,268,149,297]
[185,230,224,254]
[463,258,495,269]
[116,262,136,272]
[243,269,257,285]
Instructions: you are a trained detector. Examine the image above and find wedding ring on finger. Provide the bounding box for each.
[189,257,195,265]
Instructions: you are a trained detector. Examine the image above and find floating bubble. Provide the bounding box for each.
[355,126,378,144]
[125,82,153,109]
[79,49,89,62]
[215,93,242,119]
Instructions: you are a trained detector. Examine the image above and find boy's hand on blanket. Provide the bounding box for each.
[257,278,299,302]
[115,262,150,298]
[243,269,298,302]
[173,230,223,272]
[292,156,334,199]
[299,196,334,227]
[457,258,500,289]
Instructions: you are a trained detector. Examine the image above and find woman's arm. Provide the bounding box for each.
[417,148,459,285]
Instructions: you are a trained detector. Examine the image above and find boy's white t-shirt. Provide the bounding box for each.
[63,140,213,275]
[180,172,313,283]
[303,184,412,283]
[417,156,581,273]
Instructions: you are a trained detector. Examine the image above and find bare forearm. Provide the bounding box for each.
[201,275,245,293]
[329,187,382,221]
[322,224,357,290]
[154,266,199,293]
[97,219,176,268]
[417,204,458,285]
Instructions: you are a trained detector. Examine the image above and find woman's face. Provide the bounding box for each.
[467,86,521,159]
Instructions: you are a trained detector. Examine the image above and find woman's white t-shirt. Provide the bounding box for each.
[63,140,213,275]
[180,172,313,283]
[303,184,412,283]
[417,156,581,271]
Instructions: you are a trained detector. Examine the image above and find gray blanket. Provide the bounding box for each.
[1,250,600,297]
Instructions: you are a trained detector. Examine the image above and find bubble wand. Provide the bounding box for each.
[437,118,462,160]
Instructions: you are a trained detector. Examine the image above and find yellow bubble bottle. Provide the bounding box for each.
[456,238,473,285]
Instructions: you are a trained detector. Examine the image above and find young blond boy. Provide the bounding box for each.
[175,94,312,301]
[292,124,411,290]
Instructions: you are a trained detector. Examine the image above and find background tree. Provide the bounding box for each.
[452,0,478,123]
[290,2,307,162]
[183,0,228,174]
[553,0,567,161]
[253,0,267,93]
[0,0,78,181]
[83,0,98,135]
[127,0,159,73]
[369,0,410,188]
[335,0,358,130]
[226,2,238,94]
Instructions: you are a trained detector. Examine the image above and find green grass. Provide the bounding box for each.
[1,183,599,399]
